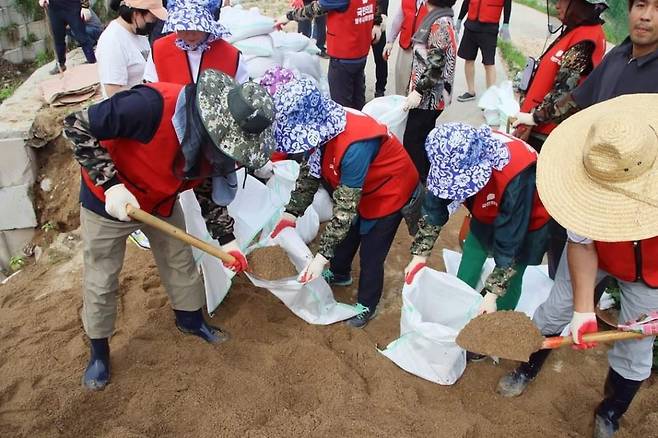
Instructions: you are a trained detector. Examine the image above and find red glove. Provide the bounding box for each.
[570,311,598,350]
[404,255,427,285]
[221,240,249,273]
[289,0,304,7]
[271,212,296,238]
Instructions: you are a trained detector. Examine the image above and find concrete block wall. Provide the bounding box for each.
[0,0,49,65]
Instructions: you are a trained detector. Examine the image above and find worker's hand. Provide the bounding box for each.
[455,19,462,34]
[570,311,598,350]
[383,42,393,61]
[39,0,49,7]
[511,112,536,128]
[499,23,511,41]
[404,255,427,284]
[270,212,297,238]
[104,183,139,221]
[512,125,532,141]
[253,160,274,180]
[275,15,290,29]
[482,265,516,297]
[221,239,249,273]
[298,253,328,283]
[477,292,498,315]
[80,7,92,22]
[403,89,423,111]
[289,0,304,7]
[371,25,382,44]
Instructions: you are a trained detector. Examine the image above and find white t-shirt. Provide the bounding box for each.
[567,230,593,244]
[143,44,250,84]
[96,20,151,97]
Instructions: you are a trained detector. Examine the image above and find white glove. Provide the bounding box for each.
[478,292,498,315]
[39,0,48,6]
[499,23,511,41]
[104,183,139,221]
[81,7,92,22]
[512,112,536,128]
[403,90,422,111]
[570,311,598,349]
[404,255,427,284]
[383,42,393,61]
[253,160,274,179]
[372,25,382,44]
[298,253,328,283]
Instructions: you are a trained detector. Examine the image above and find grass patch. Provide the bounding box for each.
[0,83,19,103]
[498,38,527,77]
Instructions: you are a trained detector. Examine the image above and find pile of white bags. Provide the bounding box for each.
[219,5,328,90]
[362,95,409,141]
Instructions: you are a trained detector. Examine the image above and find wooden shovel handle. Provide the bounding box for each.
[126,205,236,264]
[541,330,646,350]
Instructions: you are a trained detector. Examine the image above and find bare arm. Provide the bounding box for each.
[567,241,599,313]
[103,84,129,97]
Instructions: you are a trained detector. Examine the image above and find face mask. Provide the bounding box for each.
[135,21,155,36]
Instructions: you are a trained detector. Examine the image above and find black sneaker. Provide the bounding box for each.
[374,90,385,98]
[345,304,377,328]
[49,63,66,75]
[466,351,488,362]
[497,369,532,398]
[457,92,476,102]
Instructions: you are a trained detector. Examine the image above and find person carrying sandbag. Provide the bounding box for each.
[63,70,275,391]
[266,71,420,328]
[404,123,550,341]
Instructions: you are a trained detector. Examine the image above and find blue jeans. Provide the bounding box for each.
[47,2,96,64]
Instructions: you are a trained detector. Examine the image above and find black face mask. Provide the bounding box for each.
[135,21,155,36]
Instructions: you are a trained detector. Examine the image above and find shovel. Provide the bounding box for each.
[126,205,236,264]
[456,310,658,362]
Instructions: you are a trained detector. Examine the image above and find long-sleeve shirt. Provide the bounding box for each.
[458,0,511,33]
[62,86,236,244]
[411,167,548,268]
[386,0,423,43]
[286,140,380,259]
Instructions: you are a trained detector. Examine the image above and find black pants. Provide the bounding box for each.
[371,32,387,95]
[330,212,403,311]
[328,58,367,110]
[47,2,96,64]
[402,108,441,181]
[298,16,326,51]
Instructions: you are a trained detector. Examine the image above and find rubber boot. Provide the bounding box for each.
[593,368,643,438]
[497,348,552,397]
[174,309,230,344]
[83,338,110,391]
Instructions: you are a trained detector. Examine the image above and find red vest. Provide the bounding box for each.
[521,24,606,135]
[399,0,428,49]
[81,83,205,217]
[469,132,550,231]
[467,0,504,24]
[595,238,658,288]
[152,33,240,84]
[326,0,376,59]
[321,111,419,219]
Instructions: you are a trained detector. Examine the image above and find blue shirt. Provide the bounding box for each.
[339,139,380,234]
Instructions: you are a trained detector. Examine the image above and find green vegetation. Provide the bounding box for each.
[41,221,57,232]
[0,83,19,103]
[21,32,38,47]
[13,0,44,20]
[9,255,26,272]
[35,50,54,67]
[497,38,527,76]
[0,23,20,43]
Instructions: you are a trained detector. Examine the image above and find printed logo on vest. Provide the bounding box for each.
[550,49,565,65]
[355,3,374,24]
[482,193,497,208]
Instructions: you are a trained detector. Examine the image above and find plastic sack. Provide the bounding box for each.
[220,6,275,43]
[243,52,284,80]
[380,268,482,385]
[362,95,409,142]
[270,30,312,52]
[442,249,553,318]
[283,51,323,84]
[477,81,520,128]
[233,35,274,57]
[295,205,320,243]
[312,186,333,222]
[246,228,358,324]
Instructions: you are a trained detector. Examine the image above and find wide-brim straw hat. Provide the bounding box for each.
[536,93,658,242]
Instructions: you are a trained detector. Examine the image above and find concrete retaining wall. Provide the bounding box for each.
[0,0,49,64]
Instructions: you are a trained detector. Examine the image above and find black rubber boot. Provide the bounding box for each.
[174,309,230,344]
[82,338,110,391]
[593,368,643,438]
[497,348,552,397]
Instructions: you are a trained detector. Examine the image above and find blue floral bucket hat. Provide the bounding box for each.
[163,0,231,50]
[425,123,511,202]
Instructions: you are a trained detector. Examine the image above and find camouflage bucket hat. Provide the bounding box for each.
[196,69,275,170]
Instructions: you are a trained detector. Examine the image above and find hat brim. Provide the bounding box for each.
[536,94,658,242]
[196,70,274,170]
[149,7,168,20]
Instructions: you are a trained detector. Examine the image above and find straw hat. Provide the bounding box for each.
[536,94,658,242]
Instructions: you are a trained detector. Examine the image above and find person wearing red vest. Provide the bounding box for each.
[267,74,419,328]
[512,0,608,148]
[499,95,658,438]
[454,0,511,101]
[404,123,550,319]
[384,0,428,95]
[62,69,275,391]
[276,0,383,109]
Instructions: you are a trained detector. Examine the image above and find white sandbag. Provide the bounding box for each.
[311,186,333,222]
[243,52,284,80]
[233,34,274,57]
[442,249,553,318]
[361,95,408,142]
[246,228,358,324]
[220,5,275,43]
[380,268,482,385]
[296,205,320,243]
[477,81,520,128]
[304,39,321,55]
[282,51,323,83]
[270,30,311,52]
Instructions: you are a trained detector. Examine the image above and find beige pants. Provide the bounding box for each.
[395,46,413,96]
[80,204,205,339]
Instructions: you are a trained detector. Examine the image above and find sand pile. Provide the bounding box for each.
[457,311,544,362]
[248,246,298,280]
